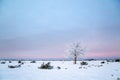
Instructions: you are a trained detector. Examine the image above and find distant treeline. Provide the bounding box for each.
[0,58,120,61]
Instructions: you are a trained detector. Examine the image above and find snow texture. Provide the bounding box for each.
[0,60,120,80]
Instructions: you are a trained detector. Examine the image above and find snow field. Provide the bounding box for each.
[0,60,120,80]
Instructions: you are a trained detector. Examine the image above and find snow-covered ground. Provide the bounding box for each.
[0,60,120,80]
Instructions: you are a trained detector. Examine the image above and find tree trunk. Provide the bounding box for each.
[73,54,77,64]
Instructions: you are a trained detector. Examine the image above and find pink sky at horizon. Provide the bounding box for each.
[0,51,120,59]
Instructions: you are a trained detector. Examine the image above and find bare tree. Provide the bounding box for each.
[67,42,85,64]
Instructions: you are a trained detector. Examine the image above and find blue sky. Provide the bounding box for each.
[0,0,120,59]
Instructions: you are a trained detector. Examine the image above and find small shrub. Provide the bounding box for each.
[1,62,6,64]
[38,62,53,69]
[80,61,88,65]
[106,60,114,62]
[57,66,61,69]
[101,61,105,64]
[9,61,12,63]
[8,65,21,68]
[117,77,120,80]
[83,67,87,69]
[79,67,82,69]
[111,74,114,77]
[65,68,68,69]
[18,60,21,63]
[20,62,24,65]
[30,61,36,63]
[115,59,120,62]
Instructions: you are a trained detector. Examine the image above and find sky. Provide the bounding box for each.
[0,0,120,59]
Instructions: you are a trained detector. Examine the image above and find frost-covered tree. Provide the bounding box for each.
[67,42,85,64]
